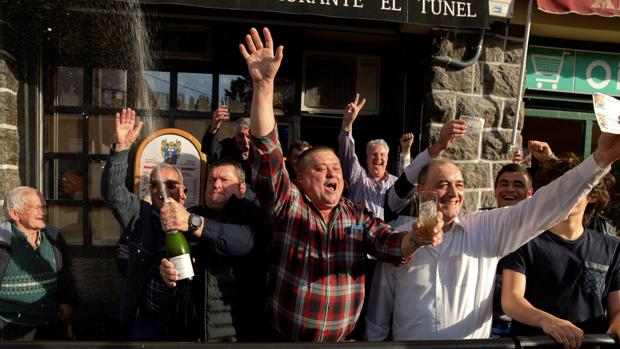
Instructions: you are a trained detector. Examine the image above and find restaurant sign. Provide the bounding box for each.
[145,0,488,28]
[526,46,620,96]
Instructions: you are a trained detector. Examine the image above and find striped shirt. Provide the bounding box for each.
[338,131,397,220]
[251,129,406,342]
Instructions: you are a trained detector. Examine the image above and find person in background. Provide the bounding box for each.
[0,187,77,340]
[500,153,620,349]
[201,106,254,200]
[60,169,84,200]
[286,140,311,181]
[102,107,187,340]
[338,93,397,220]
[158,158,266,342]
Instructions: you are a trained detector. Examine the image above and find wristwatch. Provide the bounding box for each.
[187,213,202,233]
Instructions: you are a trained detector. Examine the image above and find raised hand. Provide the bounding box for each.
[114,107,143,152]
[528,140,553,162]
[210,105,230,134]
[429,119,467,158]
[341,93,366,132]
[239,27,283,85]
[400,132,414,154]
[593,132,620,168]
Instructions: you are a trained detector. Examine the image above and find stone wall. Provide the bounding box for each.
[424,25,525,212]
[0,18,21,206]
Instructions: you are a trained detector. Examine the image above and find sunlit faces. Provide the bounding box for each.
[235,127,251,159]
[366,144,388,180]
[494,172,533,208]
[297,150,344,211]
[419,162,464,225]
[205,164,246,210]
[150,167,187,210]
[13,190,48,232]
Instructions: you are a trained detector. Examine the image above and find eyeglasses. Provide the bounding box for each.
[150,180,187,194]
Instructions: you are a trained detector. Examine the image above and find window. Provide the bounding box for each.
[301,52,380,115]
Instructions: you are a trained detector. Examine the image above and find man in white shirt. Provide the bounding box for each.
[366,120,620,341]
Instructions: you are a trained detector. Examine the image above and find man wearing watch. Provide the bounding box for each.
[159,158,267,342]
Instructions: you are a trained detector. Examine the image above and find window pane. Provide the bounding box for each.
[48,206,83,245]
[89,160,106,200]
[175,118,208,144]
[92,68,127,108]
[89,114,115,154]
[55,67,83,107]
[136,71,170,110]
[45,159,86,200]
[274,78,296,115]
[91,207,123,246]
[46,113,83,153]
[219,75,251,115]
[177,73,213,112]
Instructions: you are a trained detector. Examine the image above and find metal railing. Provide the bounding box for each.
[1,335,617,349]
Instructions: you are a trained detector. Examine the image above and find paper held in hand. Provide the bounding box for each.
[593,93,620,134]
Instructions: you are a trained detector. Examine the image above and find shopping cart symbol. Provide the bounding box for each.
[530,52,570,90]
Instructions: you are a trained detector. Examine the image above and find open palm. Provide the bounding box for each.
[115,107,143,151]
[239,27,283,84]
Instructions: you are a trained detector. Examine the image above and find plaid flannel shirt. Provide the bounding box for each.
[251,129,406,342]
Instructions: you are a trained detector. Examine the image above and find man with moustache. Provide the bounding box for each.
[102,107,188,340]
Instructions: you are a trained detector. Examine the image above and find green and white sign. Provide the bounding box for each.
[526,46,620,96]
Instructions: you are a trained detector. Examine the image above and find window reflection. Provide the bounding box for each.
[48,206,83,245]
[46,113,83,153]
[93,68,127,108]
[176,118,209,143]
[55,67,83,107]
[219,74,251,115]
[89,114,115,155]
[45,159,86,201]
[136,71,170,110]
[91,207,123,246]
[178,73,213,112]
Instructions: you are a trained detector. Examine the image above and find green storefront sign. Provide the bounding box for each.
[526,46,620,96]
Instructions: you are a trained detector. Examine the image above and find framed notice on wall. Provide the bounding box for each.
[133,128,206,207]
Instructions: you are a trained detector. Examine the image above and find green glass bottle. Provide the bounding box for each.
[165,230,194,281]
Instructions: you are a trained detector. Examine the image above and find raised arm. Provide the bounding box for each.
[239,27,283,137]
[501,269,583,349]
[338,94,367,185]
[200,106,229,160]
[398,132,414,175]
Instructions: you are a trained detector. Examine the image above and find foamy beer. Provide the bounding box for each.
[417,191,438,243]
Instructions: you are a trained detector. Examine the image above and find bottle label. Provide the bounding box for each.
[169,253,194,280]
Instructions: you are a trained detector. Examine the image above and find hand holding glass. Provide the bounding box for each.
[417,191,438,243]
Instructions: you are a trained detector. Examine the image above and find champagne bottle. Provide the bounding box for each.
[165,230,194,281]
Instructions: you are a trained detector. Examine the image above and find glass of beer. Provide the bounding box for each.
[417,191,438,243]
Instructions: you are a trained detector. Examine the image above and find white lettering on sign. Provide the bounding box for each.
[587,59,612,90]
[418,0,477,17]
[281,0,363,7]
[381,0,402,11]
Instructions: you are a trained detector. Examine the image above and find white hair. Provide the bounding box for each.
[3,186,39,222]
[234,117,250,135]
[366,139,389,156]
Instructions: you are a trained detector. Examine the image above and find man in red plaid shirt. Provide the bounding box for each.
[239,27,434,341]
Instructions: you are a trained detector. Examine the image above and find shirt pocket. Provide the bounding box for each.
[581,261,608,298]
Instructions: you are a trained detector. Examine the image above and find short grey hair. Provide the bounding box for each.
[234,117,250,135]
[149,163,184,184]
[366,139,389,156]
[3,186,39,222]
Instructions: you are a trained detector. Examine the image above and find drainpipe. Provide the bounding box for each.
[511,0,534,147]
[431,28,486,69]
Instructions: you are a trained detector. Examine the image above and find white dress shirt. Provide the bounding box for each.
[367,153,609,340]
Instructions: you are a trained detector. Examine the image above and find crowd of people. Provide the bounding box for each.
[1,26,620,348]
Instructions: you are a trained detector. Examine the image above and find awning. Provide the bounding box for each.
[537,0,620,17]
[142,0,488,28]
